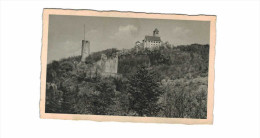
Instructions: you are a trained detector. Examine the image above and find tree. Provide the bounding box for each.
[74,78,116,115]
[127,66,163,116]
[45,84,63,113]
[60,83,77,114]
[46,61,60,83]
[160,78,208,119]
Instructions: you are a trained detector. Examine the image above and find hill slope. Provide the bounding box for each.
[45,44,209,118]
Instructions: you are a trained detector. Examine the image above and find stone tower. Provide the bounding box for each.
[81,40,90,62]
[153,28,159,37]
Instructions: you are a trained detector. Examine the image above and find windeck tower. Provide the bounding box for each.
[81,24,90,62]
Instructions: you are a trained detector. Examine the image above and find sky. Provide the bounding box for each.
[47,15,210,63]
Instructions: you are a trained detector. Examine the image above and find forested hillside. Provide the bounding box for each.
[45,44,209,119]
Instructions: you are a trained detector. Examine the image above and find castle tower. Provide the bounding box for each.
[81,40,90,62]
[81,24,90,62]
[153,28,159,37]
[114,52,118,73]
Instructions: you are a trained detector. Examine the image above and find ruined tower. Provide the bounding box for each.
[81,24,90,62]
[81,40,90,62]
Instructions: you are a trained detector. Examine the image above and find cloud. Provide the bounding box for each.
[87,29,98,35]
[172,26,192,38]
[111,25,138,39]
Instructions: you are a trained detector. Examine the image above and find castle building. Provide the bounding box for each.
[143,28,162,48]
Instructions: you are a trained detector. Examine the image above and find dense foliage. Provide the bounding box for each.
[45,44,209,119]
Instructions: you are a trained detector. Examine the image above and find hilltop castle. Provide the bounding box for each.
[143,28,162,48]
[79,28,165,78]
[134,28,163,52]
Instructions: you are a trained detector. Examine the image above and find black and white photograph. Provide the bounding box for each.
[2,1,260,138]
[40,9,215,124]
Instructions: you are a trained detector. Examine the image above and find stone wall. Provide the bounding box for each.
[96,53,118,74]
[81,53,119,78]
[100,53,118,74]
[144,41,161,48]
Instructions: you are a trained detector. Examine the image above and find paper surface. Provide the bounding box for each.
[40,9,216,124]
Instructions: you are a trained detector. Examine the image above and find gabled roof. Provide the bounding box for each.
[144,35,161,42]
[154,28,159,32]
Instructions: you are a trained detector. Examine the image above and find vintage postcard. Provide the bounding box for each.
[40,9,216,124]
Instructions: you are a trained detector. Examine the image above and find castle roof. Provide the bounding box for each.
[144,35,161,42]
[154,28,159,32]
